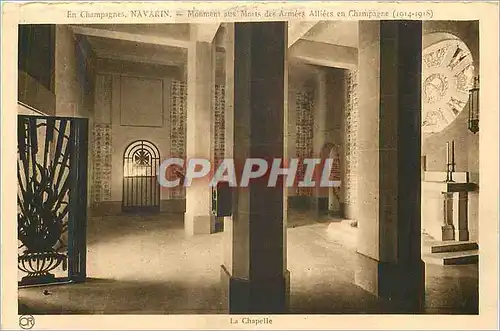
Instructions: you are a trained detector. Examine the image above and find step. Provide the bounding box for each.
[422,250,479,265]
[421,234,479,253]
[430,241,479,253]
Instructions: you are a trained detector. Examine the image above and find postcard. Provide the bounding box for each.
[1,1,499,330]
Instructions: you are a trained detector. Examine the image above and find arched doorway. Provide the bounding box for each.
[122,140,160,212]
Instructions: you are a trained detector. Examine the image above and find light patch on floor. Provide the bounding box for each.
[19,211,478,314]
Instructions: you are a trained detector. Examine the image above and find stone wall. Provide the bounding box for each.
[344,69,359,220]
[91,57,228,215]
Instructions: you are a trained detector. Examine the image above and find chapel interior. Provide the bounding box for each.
[17,21,480,314]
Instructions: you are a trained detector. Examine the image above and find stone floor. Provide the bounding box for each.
[18,211,478,315]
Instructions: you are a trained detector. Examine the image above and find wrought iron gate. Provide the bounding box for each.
[122,140,160,212]
[17,115,88,287]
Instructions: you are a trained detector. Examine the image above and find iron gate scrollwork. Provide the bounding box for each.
[17,115,88,287]
[122,140,160,212]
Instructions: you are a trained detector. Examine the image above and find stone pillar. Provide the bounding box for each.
[311,71,329,217]
[184,32,216,235]
[452,191,469,241]
[55,25,81,117]
[442,192,455,240]
[344,70,359,220]
[221,23,235,313]
[355,21,425,311]
[221,22,289,314]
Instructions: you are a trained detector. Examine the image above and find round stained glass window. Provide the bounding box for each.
[422,35,475,134]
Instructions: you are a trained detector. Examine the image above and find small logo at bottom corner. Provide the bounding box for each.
[19,314,35,330]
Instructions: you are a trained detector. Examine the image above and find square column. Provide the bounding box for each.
[184,35,216,235]
[221,22,289,314]
[221,23,235,308]
[55,26,82,117]
[442,192,455,240]
[355,21,425,311]
[452,191,469,241]
[442,190,470,241]
[311,71,329,217]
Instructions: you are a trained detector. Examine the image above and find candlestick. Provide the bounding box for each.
[446,142,449,165]
[451,140,455,168]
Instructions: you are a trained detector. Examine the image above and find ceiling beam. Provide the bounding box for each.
[289,40,358,70]
[193,23,221,43]
[70,25,189,49]
[95,49,184,67]
[288,21,319,47]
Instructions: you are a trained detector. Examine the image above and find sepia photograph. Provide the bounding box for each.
[2,1,499,330]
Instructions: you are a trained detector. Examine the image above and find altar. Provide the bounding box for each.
[421,171,478,242]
